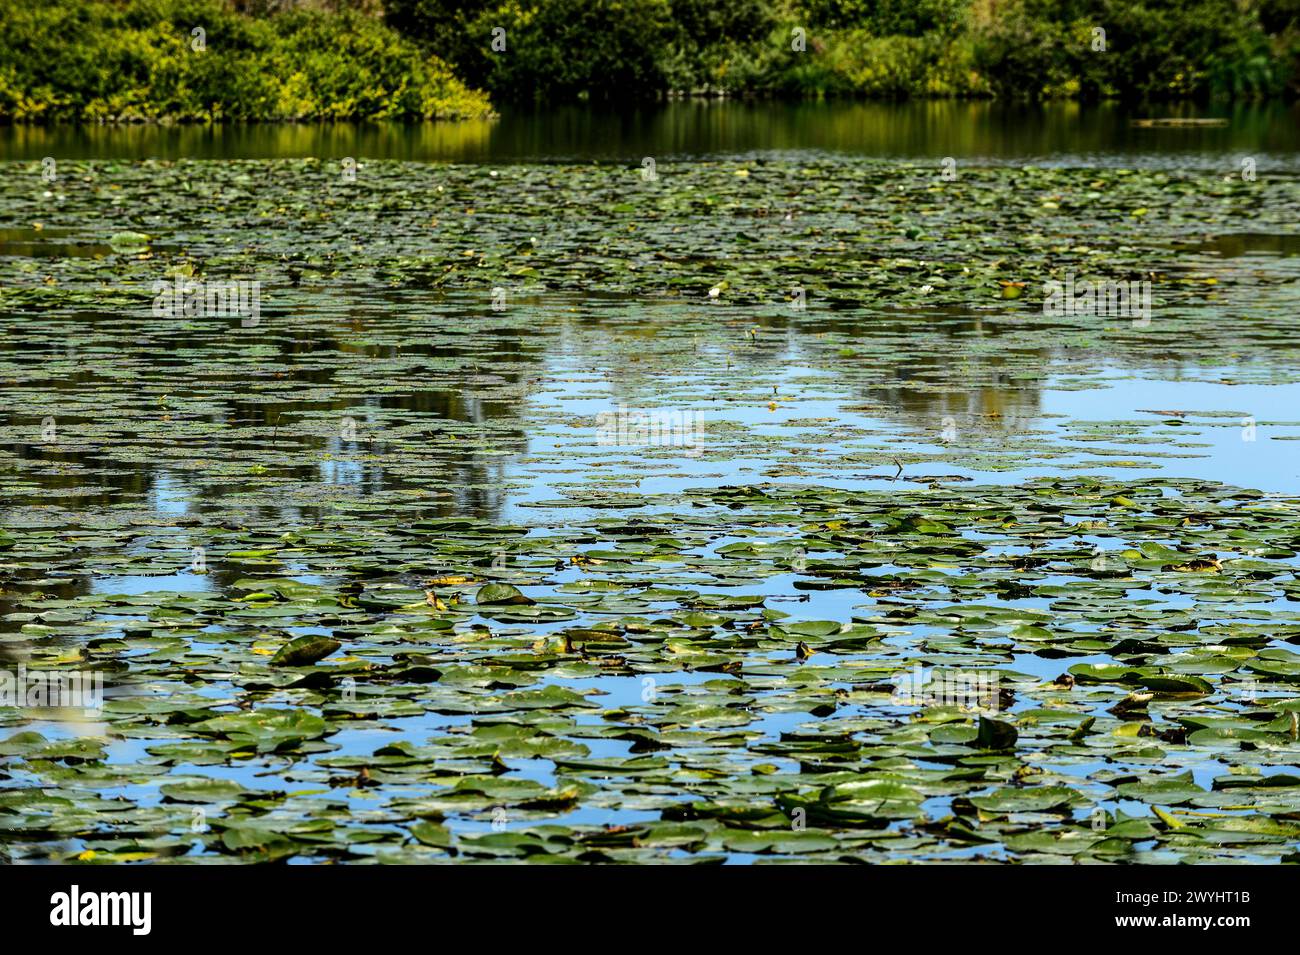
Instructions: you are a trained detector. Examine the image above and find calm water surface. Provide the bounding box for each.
[4,100,1300,169]
[3,103,1300,863]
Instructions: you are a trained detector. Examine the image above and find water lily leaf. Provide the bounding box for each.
[476,583,535,606]
[970,786,1079,813]
[974,717,1018,750]
[192,708,330,752]
[160,779,249,804]
[271,635,341,667]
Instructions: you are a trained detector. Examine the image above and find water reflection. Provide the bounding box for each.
[0,291,540,524]
[7,275,1300,536]
[4,101,1300,167]
[1177,232,1300,258]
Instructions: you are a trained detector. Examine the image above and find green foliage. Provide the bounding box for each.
[797,0,968,36]
[656,0,781,92]
[3,0,1298,112]
[0,0,492,121]
[463,0,677,100]
[392,0,685,99]
[752,26,983,97]
[383,0,489,76]
[385,0,1300,102]
[971,0,1289,100]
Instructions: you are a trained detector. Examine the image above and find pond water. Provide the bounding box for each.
[2,103,1300,864]
[4,100,1300,167]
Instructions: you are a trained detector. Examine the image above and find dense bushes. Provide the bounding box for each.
[969,0,1291,100]
[0,0,492,121]
[469,0,678,101]
[0,0,1296,118]
[385,0,1300,102]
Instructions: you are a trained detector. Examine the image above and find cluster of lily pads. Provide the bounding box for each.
[1,475,1300,862]
[1,156,1299,862]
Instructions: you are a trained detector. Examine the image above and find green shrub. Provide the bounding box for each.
[970,0,1287,100]
[384,0,1298,101]
[657,0,781,91]
[462,0,676,101]
[796,0,967,36]
[4,0,1297,111]
[0,0,493,121]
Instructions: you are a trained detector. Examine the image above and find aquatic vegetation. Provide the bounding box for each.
[3,476,1300,862]
[1,154,1299,863]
